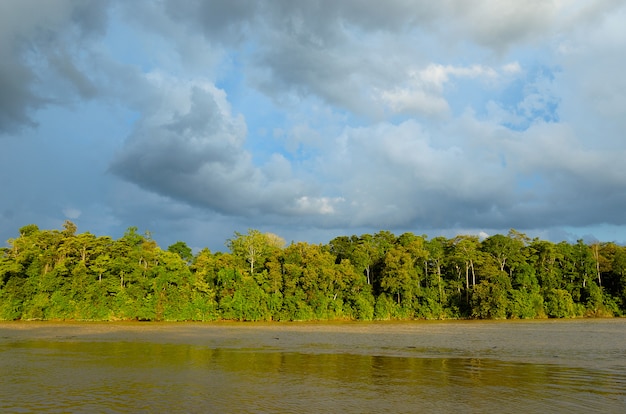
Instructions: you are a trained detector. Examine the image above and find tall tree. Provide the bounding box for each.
[450,235,481,303]
[227,229,285,276]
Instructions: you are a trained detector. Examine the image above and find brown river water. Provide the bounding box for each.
[1,319,625,413]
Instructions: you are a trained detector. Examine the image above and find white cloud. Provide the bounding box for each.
[378,63,514,117]
[379,88,449,117]
[62,208,82,220]
[501,62,522,74]
[295,196,344,215]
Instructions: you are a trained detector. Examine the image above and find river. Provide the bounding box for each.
[1,319,625,413]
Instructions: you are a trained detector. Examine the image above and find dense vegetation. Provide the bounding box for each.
[1,221,624,321]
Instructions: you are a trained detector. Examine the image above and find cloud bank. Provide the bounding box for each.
[2,0,626,249]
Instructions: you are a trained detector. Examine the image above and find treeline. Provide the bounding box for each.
[0,222,624,321]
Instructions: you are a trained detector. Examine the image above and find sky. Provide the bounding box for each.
[2,0,626,252]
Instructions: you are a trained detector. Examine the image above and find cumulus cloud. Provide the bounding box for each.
[110,74,332,219]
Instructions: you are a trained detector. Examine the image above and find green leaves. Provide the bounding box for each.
[1,224,625,321]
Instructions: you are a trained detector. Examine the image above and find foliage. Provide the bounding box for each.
[1,223,625,321]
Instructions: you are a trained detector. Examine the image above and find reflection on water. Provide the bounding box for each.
[1,321,625,413]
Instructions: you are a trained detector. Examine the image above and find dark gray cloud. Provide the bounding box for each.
[0,0,108,134]
[0,60,41,132]
[163,0,258,44]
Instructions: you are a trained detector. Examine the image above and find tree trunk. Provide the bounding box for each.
[592,244,602,286]
[465,262,470,304]
[437,263,443,306]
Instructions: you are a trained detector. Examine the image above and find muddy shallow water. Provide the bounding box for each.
[1,319,625,413]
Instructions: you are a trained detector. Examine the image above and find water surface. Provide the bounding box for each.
[1,320,625,413]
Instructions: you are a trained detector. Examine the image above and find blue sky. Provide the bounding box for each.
[2,0,626,251]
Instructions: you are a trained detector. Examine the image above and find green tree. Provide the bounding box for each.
[471,280,509,319]
[545,288,579,318]
[227,229,285,276]
[168,241,193,263]
[450,235,481,306]
[611,245,626,309]
[481,231,527,277]
[380,244,420,316]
